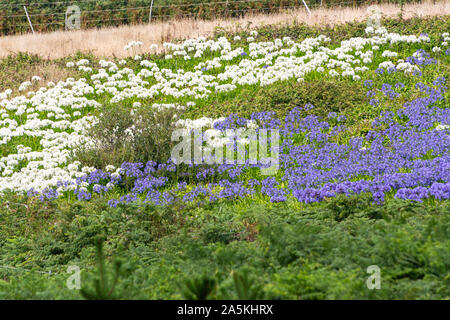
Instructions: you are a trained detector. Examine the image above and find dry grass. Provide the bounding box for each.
[0,56,80,92]
[0,0,449,59]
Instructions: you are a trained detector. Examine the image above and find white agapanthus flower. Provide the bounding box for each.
[435,124,449,131]
[365,26,374,34]
[76,59,90,66]
[432,46,441,53]
[124,40,143,51]
[382,50,398,58]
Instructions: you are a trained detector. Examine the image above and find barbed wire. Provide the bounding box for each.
[73,5,314,23]
[0,264,94,277]
[1,0,375,17]
[1,0,423,34]
[1,0,288,20]
[0,0,316,18]
[7,0,282,18]
[0,0,129,8]
[0,0,305,9]
[0,0,424,10]
[0,265,61,277]
[0,0,395,24]
[20,1,372,28]
[5,0,374,17]
[8,6,151,18]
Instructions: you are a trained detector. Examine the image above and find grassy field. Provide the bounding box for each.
[0,14,448,299]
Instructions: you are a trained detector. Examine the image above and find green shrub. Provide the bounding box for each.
[74,103,183,169]
[189,79,368,121]
[80,240,124,300]
[181,274,218,300]
[200,224,238,244]
[0,192,448,299]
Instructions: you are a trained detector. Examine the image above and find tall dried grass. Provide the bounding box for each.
[0,0,448,59]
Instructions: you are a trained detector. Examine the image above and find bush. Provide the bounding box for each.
[74,103,183,169]
[190,79,368,121]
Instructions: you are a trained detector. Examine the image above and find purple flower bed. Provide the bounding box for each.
[31,75,450,207]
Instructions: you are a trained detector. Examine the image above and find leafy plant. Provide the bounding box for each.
[189,79,368,121]
[181,275,218,300]
[232,268,265,300]
[75,103,182,168]
[80,239,123,300]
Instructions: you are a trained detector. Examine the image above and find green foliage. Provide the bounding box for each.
[0,192,448,299]
[80,239,123,300]
[200,224,238,244]
[75,102,181,168]
[231,268,265,300]
[180,268,265,300]
[190,79,368,120]
[181,275,218,300]
[324,193,376,221]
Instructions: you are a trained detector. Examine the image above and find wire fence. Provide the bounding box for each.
[0,263,94,285]
[0,0,428,36]
[0,264,61,278]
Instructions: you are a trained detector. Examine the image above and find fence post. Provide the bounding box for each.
[302,0,311,15]
[149,0,155,23]
[23,6,35,34]
[226,0,229,18]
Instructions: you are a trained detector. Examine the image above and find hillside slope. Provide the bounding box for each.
[0,13,448,299]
